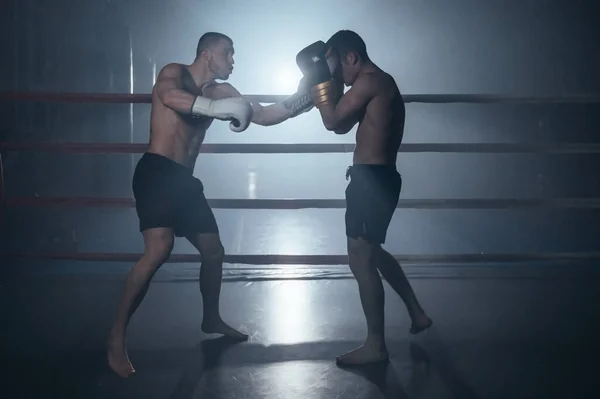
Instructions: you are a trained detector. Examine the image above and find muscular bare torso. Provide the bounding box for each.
[353,70,405,165]
[147,65,216,169]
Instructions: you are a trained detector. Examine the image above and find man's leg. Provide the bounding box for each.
[185,232,248,340]
[336,236,390,366]
[178,176,247,340]
[107,227,174,377]
[337,233,389,366]
[337,170,389,365]
[376,248,432,333]
[371,170,432,333]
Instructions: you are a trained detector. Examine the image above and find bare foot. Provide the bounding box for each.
[107,331,135,378]
[336,341,389,366]
[202,318,248,341]
[410,314,433,334]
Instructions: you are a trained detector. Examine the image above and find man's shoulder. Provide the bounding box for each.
[361,70,398,97]
[163,62,184,68]
[207,81,233,90]
[373,69,397,86]
[159,63,185,78]
[203,82,242,99]
[355,70,391,87]
[213,82,239,92]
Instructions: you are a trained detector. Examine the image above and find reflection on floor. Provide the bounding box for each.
[2,262,599,398]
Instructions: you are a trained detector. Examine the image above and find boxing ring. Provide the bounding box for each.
[2,91,600,398]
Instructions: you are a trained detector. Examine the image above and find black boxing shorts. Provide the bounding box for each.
[344,164,402,244]
[132,152,218,237]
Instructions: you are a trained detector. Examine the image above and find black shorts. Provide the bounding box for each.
[132,152,218,237]
[345,164,402,244]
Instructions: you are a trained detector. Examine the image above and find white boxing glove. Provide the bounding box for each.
[191,96,254,132]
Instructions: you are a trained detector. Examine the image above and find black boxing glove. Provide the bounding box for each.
[282,77,314,118]
[296,41,342,108]
[295,41,333,87]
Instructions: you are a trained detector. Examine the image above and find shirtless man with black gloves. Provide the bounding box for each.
[297,30,433,366]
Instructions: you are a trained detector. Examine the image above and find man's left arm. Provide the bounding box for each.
[314,76,374,133]
[251,102,293,126]
[209,83,294,126]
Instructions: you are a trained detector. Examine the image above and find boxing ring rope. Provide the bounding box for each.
[2,142,600,154]
[3,91,600,104]
[2,90,600,265]
[4,251,600,265]
[4,197,600,210]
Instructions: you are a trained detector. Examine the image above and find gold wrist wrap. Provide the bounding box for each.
[311,80,337,108]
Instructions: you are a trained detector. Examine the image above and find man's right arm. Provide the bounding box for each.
[153,64,253,132]
[154,64,197,114]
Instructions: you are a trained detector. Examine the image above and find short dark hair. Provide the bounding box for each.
[326,30,369,61]
[196,32,232,58]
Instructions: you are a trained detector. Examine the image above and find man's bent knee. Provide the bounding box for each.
[202,242,224,263]
[142,228,175,266]
[347,237,378,263]
[188,233,225,263]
